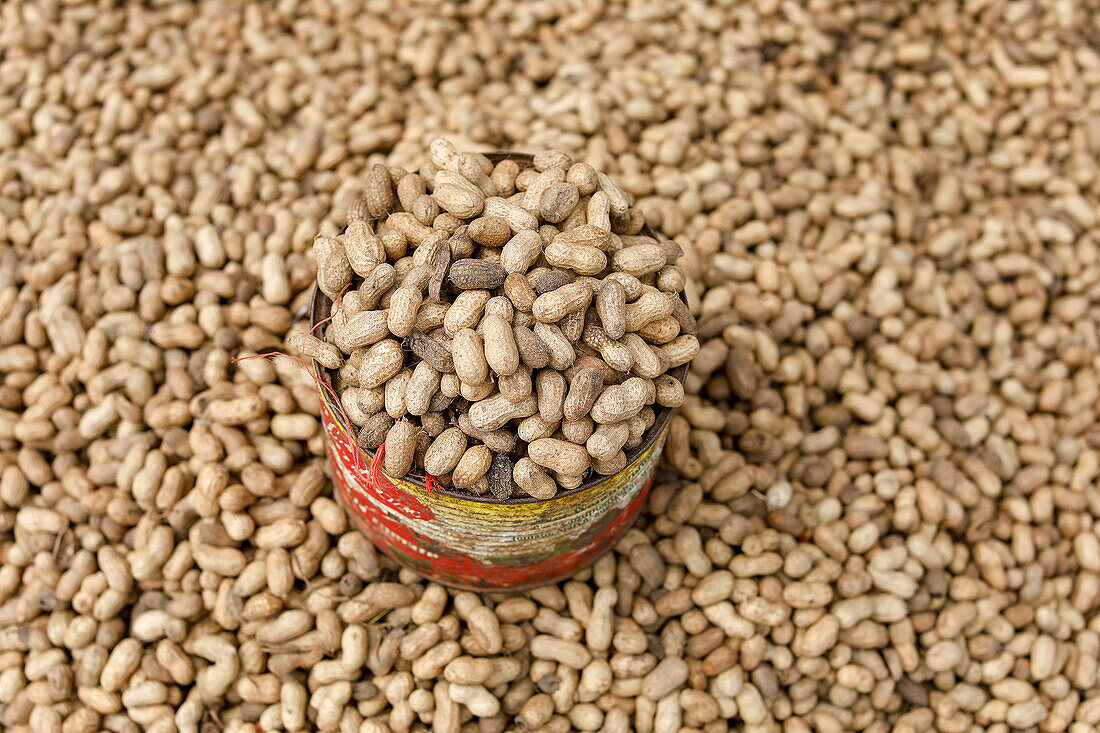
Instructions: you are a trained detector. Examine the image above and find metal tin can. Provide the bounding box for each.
[310,152,684,591]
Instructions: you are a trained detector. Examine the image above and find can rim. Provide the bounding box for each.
[308,151,688,505]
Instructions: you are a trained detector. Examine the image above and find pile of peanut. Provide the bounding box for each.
[303,140,696,497]
[4,0,1100,732]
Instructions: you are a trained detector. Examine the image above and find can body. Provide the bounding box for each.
[320,392,668,590]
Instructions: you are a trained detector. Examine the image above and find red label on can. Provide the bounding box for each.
[321,398,666,590]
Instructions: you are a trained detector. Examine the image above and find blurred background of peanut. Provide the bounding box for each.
[3,1,1100,732]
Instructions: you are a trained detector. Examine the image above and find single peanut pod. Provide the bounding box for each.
[449,224,476,260]
[411,232,447,270]
[544,241,606,276]
[636,315,680,344]
[358,340,404,388]
[480,315,520,377]
[533,322,575,370]
[413,303,449,333]
[384,421,418,477]
[590,378,649,424]
[458,153,495,196]
[522,168,566,212]
[626,412,649,448]
[406,362,440,416]
[424,428,467,476]
[535,370,566,422]
[397,173,427,211]
[540,182,581,223]
[654,374,685,408]
[429,139,461,173]
[342,387,385,424]
[515,326,550,369]
[604,272,644,300]
[358,413,394,450]
[562,203,587,231]
[563,366,604,421]
[596,280,627,339]
[457,413,517,454]
[582,324,634,372]
[461,379,495,402]
[587,422,630,462]
[597,172,629,216]
[518,414,559,442]
[381,230,407,261]
[561,310,585,343]
[501,230,543,275]
[661,335,701,367]
[444,290,491,336]
[433,183,484,218]
[407,331,455,374]
[385,368,414,419]
[361,163,395,218]
[484,196,539,231]
[612,244,667,277]
[467,216,512,247]
[623,334,664,378]
[567,163,599,195]
[344,220,387,277]
[587,191,611,231]
[452,446,493,489]
[492,159,520,197]
[359,263,397,310]
[498,366,533,404]
[504,273,537,312]
[434,168,483,197]
[514,458,556,500]
[290,333,342,370]
[555,472,584,491]
[536,269,570,294]
[468,393,539,431]
[591,451,627,476]
[314,236,353,300]
[332,310,389,353]
[440,373,461,398]
[452,328,489,386]
[483,296,513,322]
[528,438,590,477]
[562,416,595,444]
[625,290,676,332]
[387,286,422,339]
[533,281,593,323]
[388,211,433,246]
[554,224,611,252]
[488,454,514,501]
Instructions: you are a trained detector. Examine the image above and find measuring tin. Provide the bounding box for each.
[310,152,686,591]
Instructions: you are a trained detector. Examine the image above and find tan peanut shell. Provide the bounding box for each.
[590,378,650,424]
[533,322,575,370]
[468,393,539,432]
[451,328,489,386]
[405,362,440,416]
[452,446,492,489]
[563,366,604,421]
[535,370,566,423]
[444,290,491,336]
[513,458,556,501]
[532,281,592,323]
[357,340,404,388]
[384,420,418,477]
[423,428,467,476]
[387,286,422,338]
[480,314,519,377]
[527,438,590,476]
